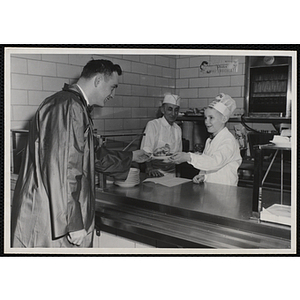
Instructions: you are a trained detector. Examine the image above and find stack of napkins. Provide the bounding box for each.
[280,129,291,137]
[260,204,291,226]
[270,135,291,147]
[114,168,140,188]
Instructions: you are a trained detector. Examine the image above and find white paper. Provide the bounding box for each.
[260,204,291,226]
[143,176,192,187]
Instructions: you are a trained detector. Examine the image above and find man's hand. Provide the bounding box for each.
[193,174,205,184]
[168,152,191,164]
[147,169,164,177]
[132,150,151,163]
[67,229,87,246]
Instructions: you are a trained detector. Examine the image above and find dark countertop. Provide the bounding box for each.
[10,172,291,249]
[95,178,291,249]
[10,173,291,249]
[98,180,252,220]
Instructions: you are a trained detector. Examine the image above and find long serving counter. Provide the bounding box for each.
[95,177,291,250]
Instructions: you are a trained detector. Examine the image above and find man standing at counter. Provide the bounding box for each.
[140,93,182,177]
[170,93,242,186]
[11,59,150,248]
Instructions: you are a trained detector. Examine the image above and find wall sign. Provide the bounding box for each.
[199,59,239,74]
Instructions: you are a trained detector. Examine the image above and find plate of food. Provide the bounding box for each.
[152,144,173,160]
[152,155,172,160]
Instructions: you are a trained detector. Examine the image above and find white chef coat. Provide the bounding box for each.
[141,116,182,175]
[188,127,242,186]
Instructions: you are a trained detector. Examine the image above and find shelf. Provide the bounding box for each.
[177,115,291,124]
[251,94,286,97]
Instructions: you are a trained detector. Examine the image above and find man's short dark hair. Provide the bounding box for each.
[80,59,122,79]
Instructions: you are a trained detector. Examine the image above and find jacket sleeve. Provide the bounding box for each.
[95,147,133,181]
[140,121,157,154]
[38,100,86,238]
[178,128,183,152]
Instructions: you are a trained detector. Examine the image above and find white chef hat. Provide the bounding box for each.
[162,93,181,106]
[208,93,236,121]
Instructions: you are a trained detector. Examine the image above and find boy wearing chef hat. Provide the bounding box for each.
[170,93,242,186]
[140,93,182,177]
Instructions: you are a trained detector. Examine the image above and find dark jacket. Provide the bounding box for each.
[11,84,132,248]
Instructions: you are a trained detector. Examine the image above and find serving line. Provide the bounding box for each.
[95,179,291,249]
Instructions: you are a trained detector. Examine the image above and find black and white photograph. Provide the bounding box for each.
[3,46,297,255]
[2,0,300,296]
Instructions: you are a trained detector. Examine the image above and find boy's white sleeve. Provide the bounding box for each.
[188,142,235,172]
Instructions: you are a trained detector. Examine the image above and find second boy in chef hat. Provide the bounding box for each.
[140,93,182,177]
[170,93,242,186]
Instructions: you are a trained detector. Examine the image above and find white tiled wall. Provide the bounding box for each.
[175,55,246,113]
[10,53,248,147]
[10,54,177,145]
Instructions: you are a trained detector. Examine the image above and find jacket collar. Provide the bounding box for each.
[64,83,89,105]
[161,116,174,127]
[209,127,228,142]
[74,84,89,105]
[63,83,94,120]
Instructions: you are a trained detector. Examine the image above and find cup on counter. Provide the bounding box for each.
[114,168,140,188]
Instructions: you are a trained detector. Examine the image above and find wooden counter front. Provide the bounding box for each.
[95,179,291,249]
